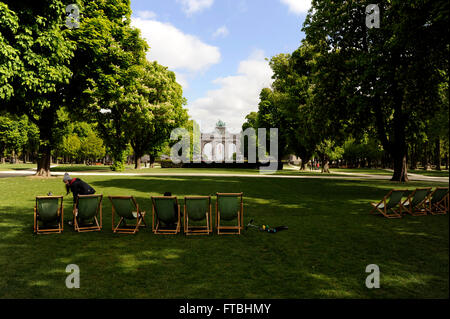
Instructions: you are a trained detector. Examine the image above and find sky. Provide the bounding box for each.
[130,0,311,133]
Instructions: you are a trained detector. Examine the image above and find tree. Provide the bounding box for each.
[127,61,188,169]
[241,112,258,161]
[0,0,76,176]
[61,134,81,163]
[303,0,449,181]
[315,139,344,173]
[65,0,157,171]
[272,45,320,170]
[58,121,105,163]
[80,130,106,163]
[243,44,320,170]
[0,114,28,163]
[255,88,293,170]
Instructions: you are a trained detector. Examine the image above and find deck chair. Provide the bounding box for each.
[426,187,449,215]
[401,188,432,216]
[216,193,244,235]
[152,196,181,234]
[370,189,406,219]
[34,196,64,234]
[184,196,212,235]
[74,194,103,232]
[109,196,146,234]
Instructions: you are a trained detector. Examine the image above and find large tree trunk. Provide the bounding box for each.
[149,154,156,168]
[435,138,441,171]
[389,93,409,182]
[409,144,417,170]
[391,152,409,182]
[321,154,330,173]
[35,107,56,177]
[36,144,51,177]
[298,151,311,170]
[276,161,283,171]
[301,160,308,170]
[134,156,142,170]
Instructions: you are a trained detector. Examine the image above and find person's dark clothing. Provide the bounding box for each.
[67,178,95,203]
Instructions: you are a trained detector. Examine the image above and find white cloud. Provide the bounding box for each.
[173,71,190,90]
[131,17,221,74]
[213,26,229,39]
[280,0,311,15]
[136,10,157,19]
[177,0,214,16]
[187,50,274,133]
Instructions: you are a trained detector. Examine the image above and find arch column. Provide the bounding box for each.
[211,140,216,162]
[235,135,243,163]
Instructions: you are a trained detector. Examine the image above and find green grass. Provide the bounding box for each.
[0,174,448,299]
[0,163,36,171]
[330,168,394,176]
[2,163,448,179]
[409,169,449,178]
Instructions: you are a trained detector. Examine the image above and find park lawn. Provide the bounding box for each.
[0,163,36,171]
[332,168,449,178]
[0,174,448,299]
[0,163,368,177]
[330,168,394,176]
[409,169,449,178]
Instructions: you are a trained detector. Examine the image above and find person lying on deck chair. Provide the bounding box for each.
[63,173,96,225]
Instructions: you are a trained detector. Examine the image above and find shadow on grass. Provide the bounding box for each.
[51,166,112,173]
[0,176,448,298]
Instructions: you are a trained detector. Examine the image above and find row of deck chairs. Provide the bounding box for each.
[370,187,449,218]
[33,193,244,235]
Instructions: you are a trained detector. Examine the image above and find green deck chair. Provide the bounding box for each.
[370,189,407,219]
[152,196,180,234]
[74,194,103,232]
[34,196,64,234]
[426,187,449,215]
[401,188,432,216]
[109,196,146,234]
[216,193,243,235]
[184,196,212,235]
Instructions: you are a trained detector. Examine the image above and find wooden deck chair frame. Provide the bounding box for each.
[427,187,449,215]
[34,196,64,234]
[184,196,212,235]
[400,187,432,216]
[370,189,406,219]
[73,194,103,232]
[216,192,244,235]
[109,196,146,234]
[152,196,181,235]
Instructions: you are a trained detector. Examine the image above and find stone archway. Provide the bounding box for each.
[200,121,240,162]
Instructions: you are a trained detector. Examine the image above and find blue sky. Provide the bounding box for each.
[130,0,311,132]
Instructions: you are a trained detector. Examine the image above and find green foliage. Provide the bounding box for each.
[80,130,106,161]
[244,43,320,166]
[302,0,449,180]
[0,0,77,174]
[1,0,188,172]
[343,137,384,167]
[315,139,344,162]
[0,113,37,160]
[59,121,105,163]
[126,60,188,168]
[62,134,81,161]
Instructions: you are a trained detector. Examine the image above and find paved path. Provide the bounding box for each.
[0,168,448,183]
